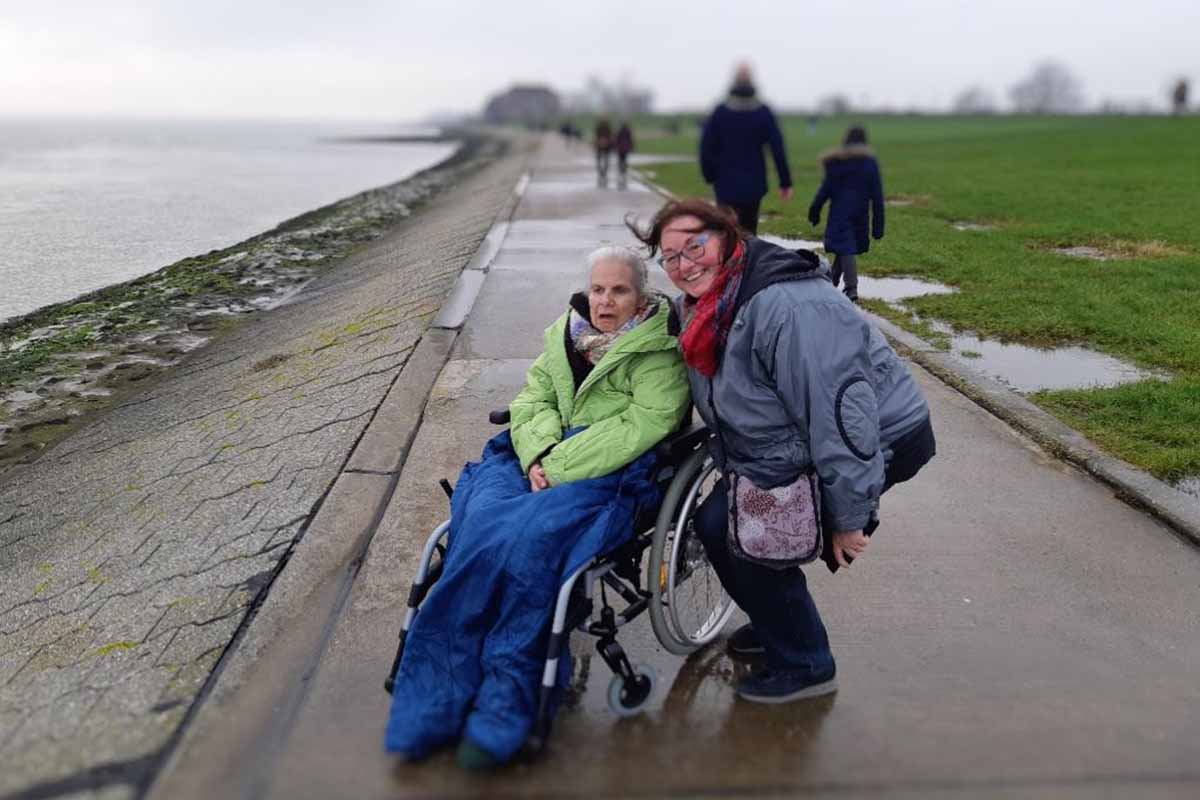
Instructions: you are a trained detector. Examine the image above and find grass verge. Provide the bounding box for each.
[638,113,1200,482]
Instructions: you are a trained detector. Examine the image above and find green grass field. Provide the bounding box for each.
[636,114,1200,483]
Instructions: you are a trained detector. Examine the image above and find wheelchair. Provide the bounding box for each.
[382,411,737,752]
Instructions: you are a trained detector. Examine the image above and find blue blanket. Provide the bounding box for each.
[384,430,659,761]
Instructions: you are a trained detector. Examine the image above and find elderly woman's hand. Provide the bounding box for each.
[831,529,869,568]
[529,463,550,492]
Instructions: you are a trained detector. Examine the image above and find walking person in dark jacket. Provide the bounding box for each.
[615,121,634,189]
[808,126,885,302]
[700,63,793,234]
[594,118,614,187]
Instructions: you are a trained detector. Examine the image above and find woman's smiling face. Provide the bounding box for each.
[659,215,726,298]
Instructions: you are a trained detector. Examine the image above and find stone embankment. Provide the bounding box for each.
[0,130,533,798]
[0,133,499,476]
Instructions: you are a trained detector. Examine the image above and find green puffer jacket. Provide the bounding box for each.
[510,295,690,486]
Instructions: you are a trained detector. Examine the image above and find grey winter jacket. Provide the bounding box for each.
[683,238,929,532]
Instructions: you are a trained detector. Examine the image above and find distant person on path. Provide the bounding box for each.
[807,126,885,302]
[1171,78,1189,115]
[594,117,614,186]
[559,120,578,147]
[616,121,635,189]
[700,62,793,234]
[385,247,689,769]
[631,198,934,704]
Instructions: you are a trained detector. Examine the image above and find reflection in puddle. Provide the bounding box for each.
[858,276,957,303]
[862,275,1163,392]
[916,316,1162,393]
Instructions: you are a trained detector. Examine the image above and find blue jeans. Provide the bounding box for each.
[693,479,835,678]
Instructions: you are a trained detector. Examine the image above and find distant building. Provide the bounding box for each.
[483,85,562,126]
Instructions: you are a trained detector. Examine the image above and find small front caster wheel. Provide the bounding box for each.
[606,664,657,717]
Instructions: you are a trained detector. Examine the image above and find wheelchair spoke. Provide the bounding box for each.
[648,448,737,654]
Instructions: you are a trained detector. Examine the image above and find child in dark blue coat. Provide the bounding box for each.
[808,126,885,301]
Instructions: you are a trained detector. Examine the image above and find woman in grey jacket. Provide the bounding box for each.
[630,199,935,703]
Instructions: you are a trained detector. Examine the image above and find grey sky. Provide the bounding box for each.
[1,0,1195,120]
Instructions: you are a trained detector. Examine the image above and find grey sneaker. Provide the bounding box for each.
[735,666,838,704]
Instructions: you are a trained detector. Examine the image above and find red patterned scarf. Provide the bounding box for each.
[679,241,748,377]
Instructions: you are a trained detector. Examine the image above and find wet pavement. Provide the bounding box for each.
[151,138,1200,799]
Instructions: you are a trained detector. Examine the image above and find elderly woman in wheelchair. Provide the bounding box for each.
[385,246,729,769]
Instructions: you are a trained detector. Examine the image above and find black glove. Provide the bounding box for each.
[807,207,821,226]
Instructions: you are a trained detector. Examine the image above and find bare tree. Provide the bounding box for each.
[566,75,654,115]
[1009,61,1085,113]
[816,94,851,115]
[952,86,997,114]
[1171,78,1189,114]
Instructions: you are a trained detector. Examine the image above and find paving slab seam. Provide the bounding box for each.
[633,170,1200,549]
[145,164,535,800]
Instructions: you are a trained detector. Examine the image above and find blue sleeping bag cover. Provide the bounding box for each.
[384,430,659,761]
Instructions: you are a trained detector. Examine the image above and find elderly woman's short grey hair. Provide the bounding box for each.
[585,245,649,300]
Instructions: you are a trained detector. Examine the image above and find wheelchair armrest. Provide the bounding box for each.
[654,422,711,465]
[488,409,511,425]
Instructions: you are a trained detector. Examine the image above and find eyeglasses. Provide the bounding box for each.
[657,233,710,271]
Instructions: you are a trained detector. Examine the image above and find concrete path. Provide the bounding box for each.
[123,137,1200,798]
[0,140,532,798]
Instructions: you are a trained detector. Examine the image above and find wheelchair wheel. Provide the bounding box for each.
[647,448,737,655]
[606,664,657,717]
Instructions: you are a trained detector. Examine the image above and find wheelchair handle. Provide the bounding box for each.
[489,409,511,425]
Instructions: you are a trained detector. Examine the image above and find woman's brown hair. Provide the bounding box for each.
[625,198,746,265]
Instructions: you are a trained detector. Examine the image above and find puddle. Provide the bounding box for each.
[952,221,994,232]
[886,194,931,208]
[629,154,693,165]
[1044,240,1185,262]
[916,317,1162,393]
[858,276,956,303]
[1053,246,1112,261]
[759,234,825,251]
